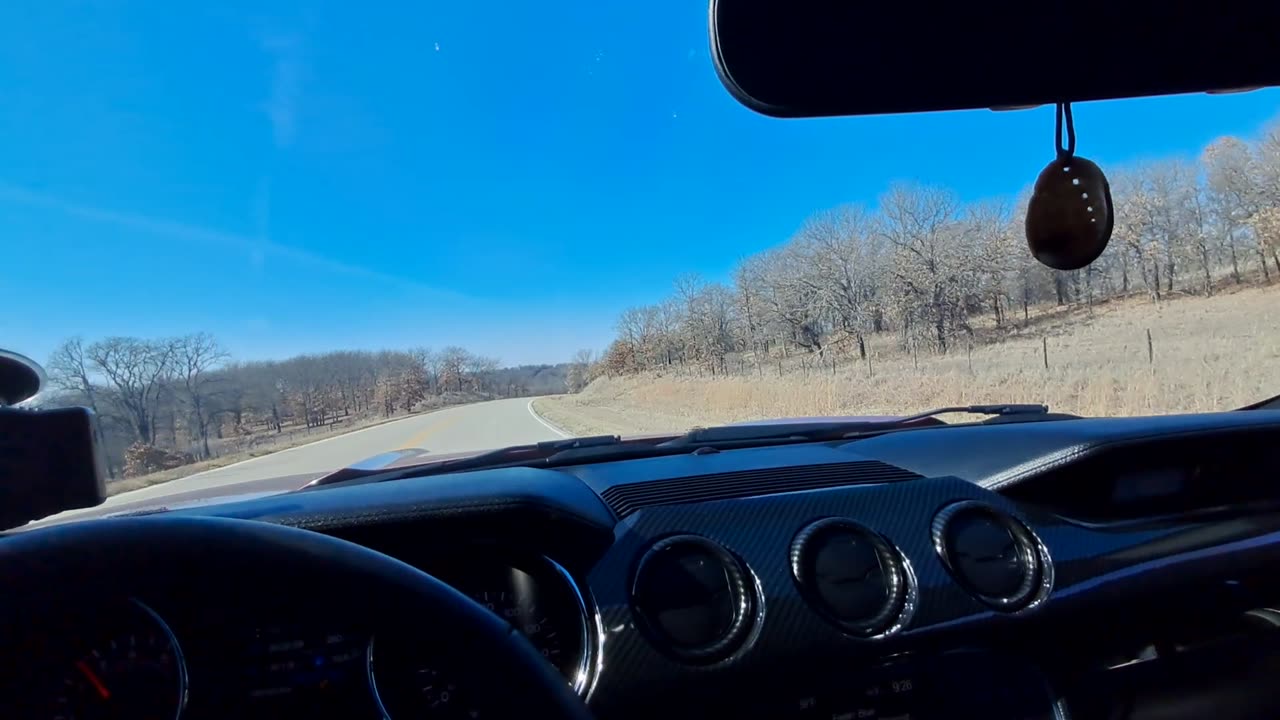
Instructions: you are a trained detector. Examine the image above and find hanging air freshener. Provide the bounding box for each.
[1025,103,1114,270]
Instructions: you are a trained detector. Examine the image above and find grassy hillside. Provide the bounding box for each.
[535,283,1280,436]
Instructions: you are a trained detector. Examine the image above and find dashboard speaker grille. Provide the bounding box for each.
[601,461,921,517]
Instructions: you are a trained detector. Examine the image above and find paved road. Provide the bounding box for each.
[35,397,567,525]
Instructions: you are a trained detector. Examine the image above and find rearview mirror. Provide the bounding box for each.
[710,0,1280,117]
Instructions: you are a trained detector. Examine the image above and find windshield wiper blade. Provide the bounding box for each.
[304,434,628,488]
[891,403,1049,425]
[838,403,1080,438]
[659,403,1060,447]
[424,434,626,473]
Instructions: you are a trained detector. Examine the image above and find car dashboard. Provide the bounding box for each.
[7,410,1280,719]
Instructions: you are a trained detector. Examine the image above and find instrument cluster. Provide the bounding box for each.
[23,555,595,719]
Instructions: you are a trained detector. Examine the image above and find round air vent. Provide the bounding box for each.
[790,518,916,637]
[630,535,757,663]
[932,501,1053,611]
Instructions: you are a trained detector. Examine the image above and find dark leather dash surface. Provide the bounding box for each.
[600,460,921,517]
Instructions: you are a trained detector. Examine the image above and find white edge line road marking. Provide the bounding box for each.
[527,399,571,438]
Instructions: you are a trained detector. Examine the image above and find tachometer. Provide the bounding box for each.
[49,601,187,720]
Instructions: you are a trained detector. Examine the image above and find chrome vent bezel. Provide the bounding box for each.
[629,534,759,663]
[789,518,917,638]
[931,501,1054,612]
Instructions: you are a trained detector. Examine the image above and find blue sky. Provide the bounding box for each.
[2,3,1279,367]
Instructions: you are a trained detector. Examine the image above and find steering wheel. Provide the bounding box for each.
[0,515,595,719]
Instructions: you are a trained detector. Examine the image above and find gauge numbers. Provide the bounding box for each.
[470,588,567,673]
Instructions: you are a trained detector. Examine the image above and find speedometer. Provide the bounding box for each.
[469,588,569,675]
[370,588,567,719]
[463,557,594,693]
[369,556,596,718]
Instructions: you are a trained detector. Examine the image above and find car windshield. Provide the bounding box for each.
[4,3,1280,507]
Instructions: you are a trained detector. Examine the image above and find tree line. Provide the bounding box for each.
[43,335,578,477]
[598,123,1280,376]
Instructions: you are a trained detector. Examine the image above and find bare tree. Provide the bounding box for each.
[409,347,440,395]
[669,274,736,374]
[878,183,967,352]
[47,337,100,414]
[1179,160,1217,295]
[753,244,824,353]
[1252,122,1280,276]
[87,337,177,444]
[566,349,595,392]
[173,333,229,458]
[464,354,500,393]
[438,346,471,392]
[803,205,884,358]
[732,261,768,369]
[1112,169,1166,300]
[1203,136,1265,281]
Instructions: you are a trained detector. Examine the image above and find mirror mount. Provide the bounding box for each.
[0,351,106,528]
[0,350,46,407]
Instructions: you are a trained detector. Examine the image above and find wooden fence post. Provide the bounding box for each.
[1146,328,1154,364]
[1042,337,1049,370]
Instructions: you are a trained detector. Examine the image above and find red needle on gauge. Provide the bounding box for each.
[75,660,111,700]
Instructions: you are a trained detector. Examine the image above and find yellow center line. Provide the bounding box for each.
[398,416,462,450]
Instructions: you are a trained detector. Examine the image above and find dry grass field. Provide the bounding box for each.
[535,284,1280,437]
